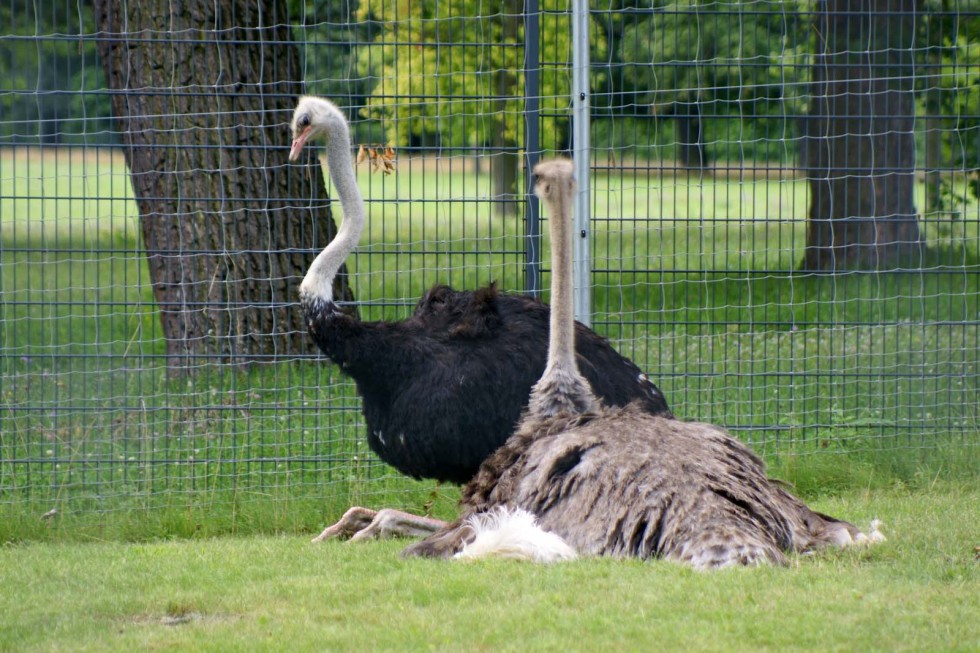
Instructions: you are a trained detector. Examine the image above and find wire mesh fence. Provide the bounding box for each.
[1,1,978,522]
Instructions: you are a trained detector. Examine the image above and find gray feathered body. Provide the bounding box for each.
[406,403,863,567]
[403,157,873,569]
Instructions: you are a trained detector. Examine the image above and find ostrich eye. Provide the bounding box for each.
[298,114,311,129]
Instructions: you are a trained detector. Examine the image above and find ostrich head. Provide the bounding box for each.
[532,159,576,206]
[289,96,350,162]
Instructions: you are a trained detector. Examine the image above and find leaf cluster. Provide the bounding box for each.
[352,0,607,151]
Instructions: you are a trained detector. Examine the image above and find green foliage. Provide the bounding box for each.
[0,1,113,144]
[353,0,606,152]
[618,1,808,109]
[288,0,389,140]
[611,1,809,163]
[920,1,980,202]
[2,0,978,172]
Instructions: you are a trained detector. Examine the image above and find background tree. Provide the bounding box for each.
[615,0,808,168]
[0,1,112,144]
[919,1,980,220]
[353,0,606,216]
[802,0,923,271]
[93,0,353,371]
[288,0,382,139]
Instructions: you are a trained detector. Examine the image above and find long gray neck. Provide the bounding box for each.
[299,122,363,308]
[528,173,599,418]
[544,184,577,373]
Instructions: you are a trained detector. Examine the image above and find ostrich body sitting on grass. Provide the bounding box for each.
[403,158,883,569]
[289,96,672,540]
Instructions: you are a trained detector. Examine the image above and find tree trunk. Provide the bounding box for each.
[675,101,708,170]
[923,79,943,218]
[802,0,923,271]
[490,141,520,217]
[93,0,354,372]
[490,3,521,218]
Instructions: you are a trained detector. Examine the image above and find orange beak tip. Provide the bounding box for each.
[289,128,310,162]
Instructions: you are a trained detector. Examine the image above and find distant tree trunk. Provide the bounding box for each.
[490,4,521,218]
[490,117,520,217]
[675,100,708,170]
[93,0,354,372]
[924,77,943,218]
[802,0,923,271]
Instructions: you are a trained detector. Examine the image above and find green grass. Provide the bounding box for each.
[2,146,979,541]
[1,483,977,652]
[0,147,140,247]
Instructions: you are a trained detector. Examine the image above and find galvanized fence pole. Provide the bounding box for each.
[571,0,591,325]
[524,0,541,297]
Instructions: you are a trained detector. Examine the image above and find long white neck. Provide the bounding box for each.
[299,122,364,308]
[528,163,599,418]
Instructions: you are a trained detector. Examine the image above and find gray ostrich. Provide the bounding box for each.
[288,97,672,541]
[403,158,883,568]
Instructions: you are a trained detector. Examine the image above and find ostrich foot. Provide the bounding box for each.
[312,506,379,542]
[312,506,447,543]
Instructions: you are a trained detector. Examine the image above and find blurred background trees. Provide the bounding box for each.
[2,0,977,273]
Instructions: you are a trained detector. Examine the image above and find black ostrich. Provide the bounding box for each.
[288,97,672,540]
[403,159,884,568]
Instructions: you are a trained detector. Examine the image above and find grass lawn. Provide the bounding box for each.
[1,483,978,652]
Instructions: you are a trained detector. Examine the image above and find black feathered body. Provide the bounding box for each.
[405,404,863,567]
[305,285,672,484]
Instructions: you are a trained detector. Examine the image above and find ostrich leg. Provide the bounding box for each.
[312,506,447,543]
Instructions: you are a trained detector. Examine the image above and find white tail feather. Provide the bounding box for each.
[455,507,578,563]
[853,519,886,545]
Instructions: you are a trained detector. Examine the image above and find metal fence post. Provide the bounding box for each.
[571,0,591,325]
[524,0,541,297]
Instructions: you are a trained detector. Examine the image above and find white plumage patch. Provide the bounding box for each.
[832,519,887,547]
[852,519,887,545]
[455,507,578,563]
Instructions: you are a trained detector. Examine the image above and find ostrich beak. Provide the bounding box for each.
[289,126,312,161]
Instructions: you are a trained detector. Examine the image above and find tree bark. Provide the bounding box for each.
[923,76,943,218]
[490,129,520,217]
[93,0,354,372]
[675,101,708,170]
[802,0,923,271]
[490,5,521,218]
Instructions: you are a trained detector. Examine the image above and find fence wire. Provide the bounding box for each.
[1,1,978,519]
